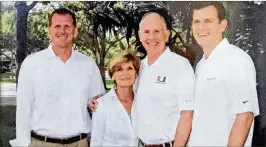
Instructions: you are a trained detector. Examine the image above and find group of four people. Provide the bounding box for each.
[10,1,259,147]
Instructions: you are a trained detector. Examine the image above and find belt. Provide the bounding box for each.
[140,140,174,147]
[31,131,88,145]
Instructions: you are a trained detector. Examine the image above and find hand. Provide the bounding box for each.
[89,94,103,112]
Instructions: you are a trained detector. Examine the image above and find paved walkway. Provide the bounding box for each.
[0,83,16,105]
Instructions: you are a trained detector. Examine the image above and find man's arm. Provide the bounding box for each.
[174,59,195,146]
[90,101,106,146]
[173,110,193,147]
[227,53,259,146]
[227,112,254,147]
[88,94,102,112]
[10,57,34,146]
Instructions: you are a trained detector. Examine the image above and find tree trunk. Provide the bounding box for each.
[15,2,29,84]
[99,31,108,90]
[224,1,244,44]
[99,55,108,90]
[252,3,266,146]
[14,1,37,85]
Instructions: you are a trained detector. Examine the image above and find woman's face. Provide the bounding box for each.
[112,61,137,88]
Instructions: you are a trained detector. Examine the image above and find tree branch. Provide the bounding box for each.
[106,36,125,52]
[27,1,38,11]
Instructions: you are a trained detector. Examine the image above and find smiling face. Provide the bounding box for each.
[138,13,170,56]
[48,13,78,50]
[112,61,137,88]
[192,5,227,50]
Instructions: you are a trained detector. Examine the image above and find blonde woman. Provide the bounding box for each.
[90,50,141,146]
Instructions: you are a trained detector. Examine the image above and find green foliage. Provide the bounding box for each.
[1,10,16,35]
[28,10,50,52]
[1,10,16,60]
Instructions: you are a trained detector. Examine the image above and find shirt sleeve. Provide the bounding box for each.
[228,54,259,116]
[176,59,195,111]
[90,99,106,146]
[88,61,106,103]
[10,57,34,147]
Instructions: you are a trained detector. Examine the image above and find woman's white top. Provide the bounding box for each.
[90,88,139,146]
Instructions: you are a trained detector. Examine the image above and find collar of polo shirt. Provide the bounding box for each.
[202,38,229,61]
[46,44,76,60]
[108,88,137,101]
[143,47,171,67]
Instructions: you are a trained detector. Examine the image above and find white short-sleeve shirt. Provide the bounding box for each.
[188,38,260,146]
[134,47,195,144]
[90,88,139,146]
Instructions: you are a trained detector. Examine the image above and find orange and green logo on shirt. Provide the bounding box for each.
[156,76,166,84]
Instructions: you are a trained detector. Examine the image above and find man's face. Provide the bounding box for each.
[138,13,169,55]
[48,13,78,49]
[192,5,227,49]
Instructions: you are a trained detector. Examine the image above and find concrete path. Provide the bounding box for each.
[0,83,16,105]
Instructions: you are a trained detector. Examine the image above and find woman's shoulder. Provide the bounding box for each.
[98,88,117,106]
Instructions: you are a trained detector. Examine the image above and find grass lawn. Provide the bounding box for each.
[106,79,114,89]
[0,79,16,83]
[1,72,16,83]
[0,105,16,147]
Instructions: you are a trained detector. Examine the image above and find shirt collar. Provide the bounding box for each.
[202,38,229,61]
[143,46,171,67]
[46,44,57,58]
[46,44,75,60]
[107,88,137,101]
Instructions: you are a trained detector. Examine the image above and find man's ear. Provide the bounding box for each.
[220,19,228,33]
[74,27,78,38]
[164,29,170,43]
[48,27,52,39]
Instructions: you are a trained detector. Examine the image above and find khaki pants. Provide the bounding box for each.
[29,138,89,147]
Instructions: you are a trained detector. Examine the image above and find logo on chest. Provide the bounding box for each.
[155,76,166,84]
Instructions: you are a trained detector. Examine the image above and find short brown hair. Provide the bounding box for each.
[108,50,141,78]
[192,1,226,22]
[49,8,76,27]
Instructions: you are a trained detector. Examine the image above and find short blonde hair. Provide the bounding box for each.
[108,49,141,78]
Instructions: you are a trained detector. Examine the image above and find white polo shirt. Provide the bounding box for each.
[134,47,195,144]
[10,44,105,147]
[188,38,260,146]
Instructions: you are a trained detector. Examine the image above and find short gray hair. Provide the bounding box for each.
[139,12,168,31]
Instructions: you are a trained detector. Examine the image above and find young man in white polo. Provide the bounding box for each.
[188,2,260,146]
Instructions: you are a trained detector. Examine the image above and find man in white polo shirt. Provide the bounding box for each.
[90,12,195,147]
[135,12,195,147]
[10,8,105,147]
[188,2,260,146]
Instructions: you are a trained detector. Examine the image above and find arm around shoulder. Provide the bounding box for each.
[90,99,107,146]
